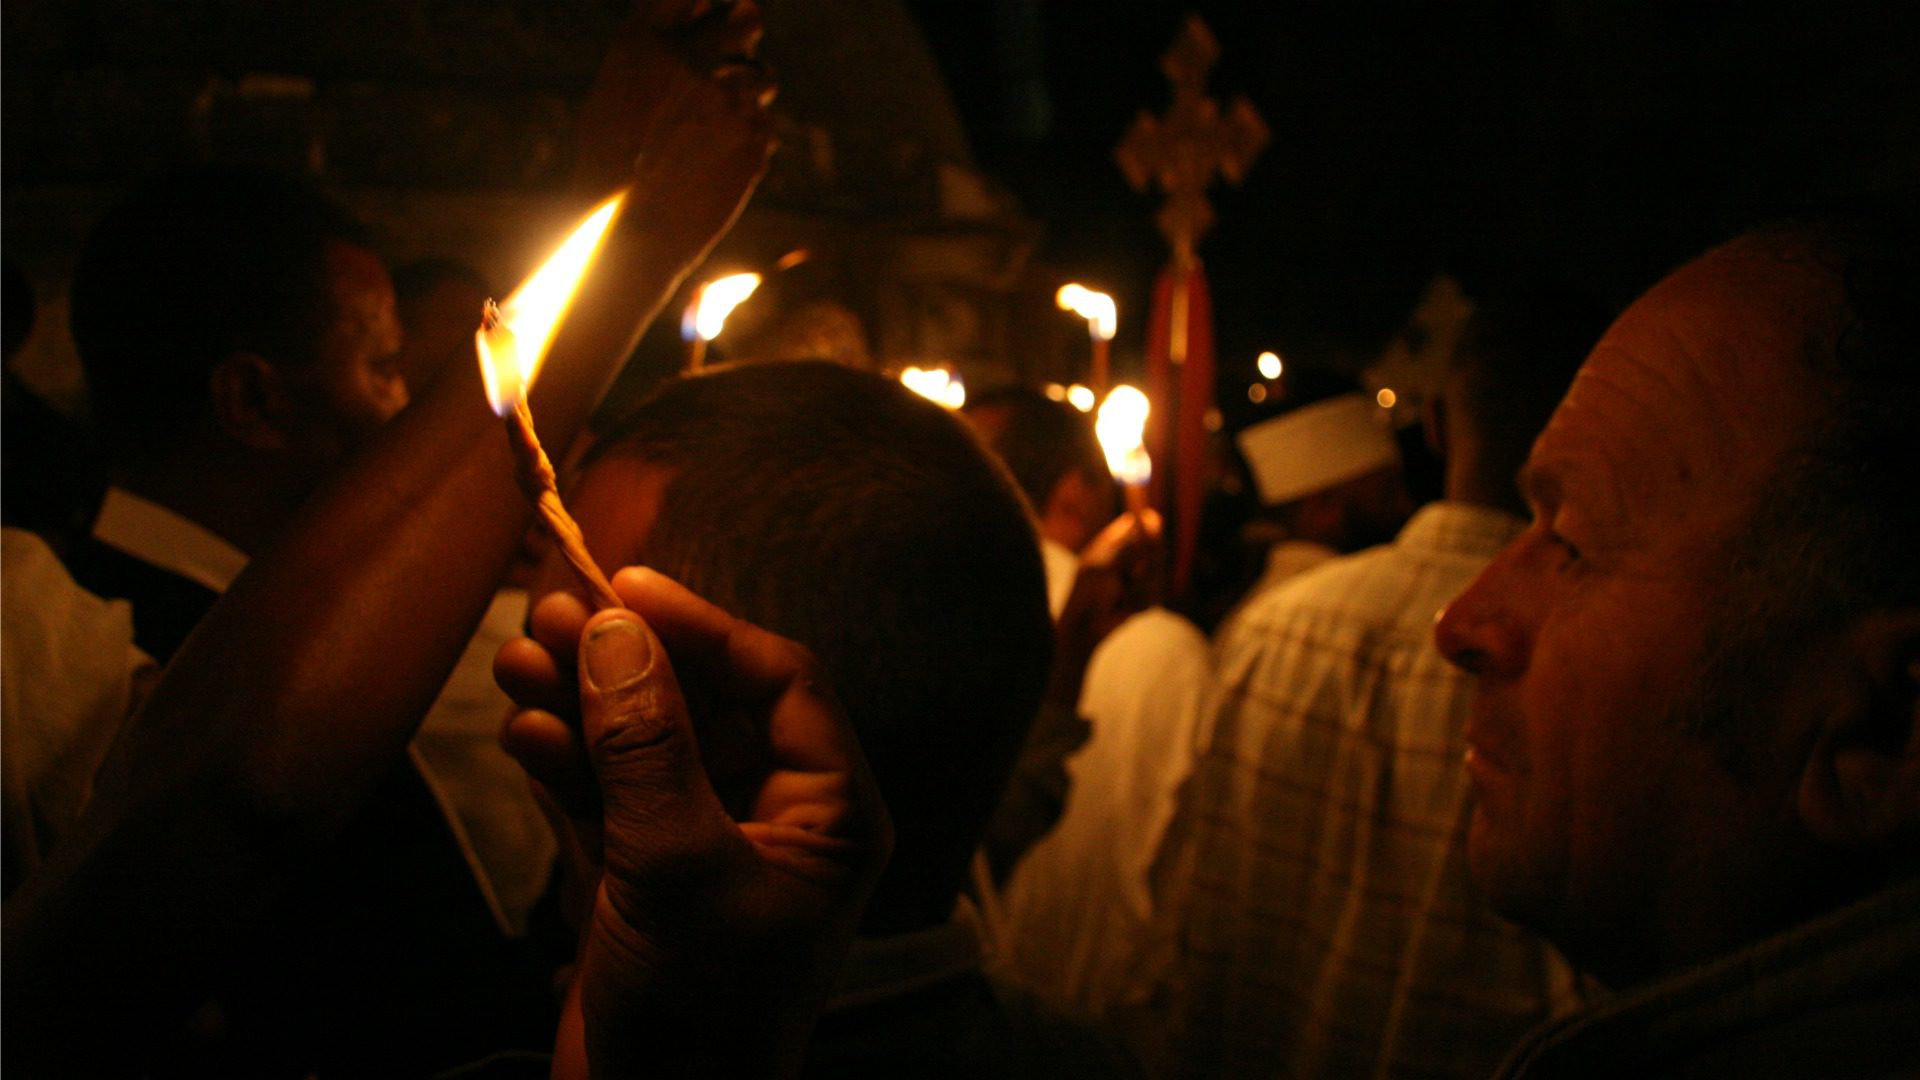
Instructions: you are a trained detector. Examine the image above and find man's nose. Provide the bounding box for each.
[1434,570,1527,678]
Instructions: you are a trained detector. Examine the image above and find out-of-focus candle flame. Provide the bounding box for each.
[682,272,762,342]
[900,365,967,409]
[1377,387,1398,409]
[1056,284,1118,341]
[1258,350,1283,380]
[1096,384,1152,485]
[477,192,625,415]
[1066,384,1095,412]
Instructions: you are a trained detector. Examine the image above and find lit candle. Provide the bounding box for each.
[1096,384,1153,514]
[477,192,627,610]
[899,365,967,409]
[681,271,762,371]
[1056,284,1118,395]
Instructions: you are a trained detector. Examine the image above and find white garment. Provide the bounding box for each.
[74,490,552,930]
[92,487,247,593]
[996,606,1213,1020]
[1,527,151,885]
[1041,536,1078,619]
[1212,537,1338,646]
[1151,502,1575,1080]
[411,587,556,935]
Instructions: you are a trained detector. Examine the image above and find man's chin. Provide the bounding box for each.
[1464,806,1541,927]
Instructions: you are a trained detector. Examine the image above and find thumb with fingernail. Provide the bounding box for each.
[577,609,723,878]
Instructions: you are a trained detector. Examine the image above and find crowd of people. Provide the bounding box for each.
[4,1,1917,1077]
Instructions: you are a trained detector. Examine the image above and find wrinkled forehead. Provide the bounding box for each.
[1528,238,1844,537]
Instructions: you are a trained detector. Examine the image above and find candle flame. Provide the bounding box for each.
[900,365,966,409]
[1096,384,1152,485]
[1066,384,1095,412]
[683,272,762,342]
[477,192,625,415]
[1056,284,1117,341]
[1258,350,1283,380]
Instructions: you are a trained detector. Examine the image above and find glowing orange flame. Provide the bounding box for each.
[682,272,762,343]
[1056,284,1117,341]
[899,365,966,409]
[477,192,625,415]
[1096,384,1152,485]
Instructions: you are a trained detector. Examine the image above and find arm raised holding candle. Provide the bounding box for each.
[3,1,774,1070]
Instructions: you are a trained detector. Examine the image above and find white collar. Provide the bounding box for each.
[92,487,249,594]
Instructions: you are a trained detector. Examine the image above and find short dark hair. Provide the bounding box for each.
[591,362,1054,929]
[1683,196,1920,754]
[69,165,372,458]
[961,385,1109,513]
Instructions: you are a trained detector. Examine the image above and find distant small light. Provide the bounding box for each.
[1376,387,1398,409]
[1248,383,1268,404]
[1066,384,1096,412]
[1044,382,1067,402]
[1204,407,1224,433]
[1257,351,1282,380]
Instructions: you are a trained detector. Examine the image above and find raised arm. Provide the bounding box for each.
[2,3,774,1068]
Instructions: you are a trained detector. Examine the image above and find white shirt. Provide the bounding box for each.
[78,490,551,932]
[92,486,248,593]
[1,527,152,886]
[996,606,1214,1020]
[1041,536,1078,619]
[1150,503,1577,1080]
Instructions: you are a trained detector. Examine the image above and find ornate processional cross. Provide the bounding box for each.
[1115,15,1269,270]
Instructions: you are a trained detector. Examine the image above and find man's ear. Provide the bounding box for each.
[208,352,295,452]
[1798,609,1920,851]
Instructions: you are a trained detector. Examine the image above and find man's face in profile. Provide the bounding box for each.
[279,240,410,484]
[1433,237,1845,978]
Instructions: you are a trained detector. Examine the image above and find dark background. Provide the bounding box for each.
[906,0,1918,387]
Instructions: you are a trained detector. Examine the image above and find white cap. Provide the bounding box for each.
[1236,392,1400,505]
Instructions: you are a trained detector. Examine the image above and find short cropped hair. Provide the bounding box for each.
[961,385,1109,513]
[590,362,1054,925]
[69,165,371,458]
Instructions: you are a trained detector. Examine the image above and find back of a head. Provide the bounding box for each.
[961,385,1108,515]
[69,164,371,461]
[1732,195,1920,631]
[595,362,1055,930]
[1446,274,1612,513]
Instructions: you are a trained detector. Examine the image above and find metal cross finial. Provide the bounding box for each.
[1115,15,1269,266]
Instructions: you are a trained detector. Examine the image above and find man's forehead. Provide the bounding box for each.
[1520,236,1844,536]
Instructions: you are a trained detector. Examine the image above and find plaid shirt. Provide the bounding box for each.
[1151,502,1576,1080]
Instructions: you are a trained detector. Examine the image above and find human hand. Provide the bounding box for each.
[574,0,777,264]
[494,568,891,1078]
[1052,508,1164,704]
